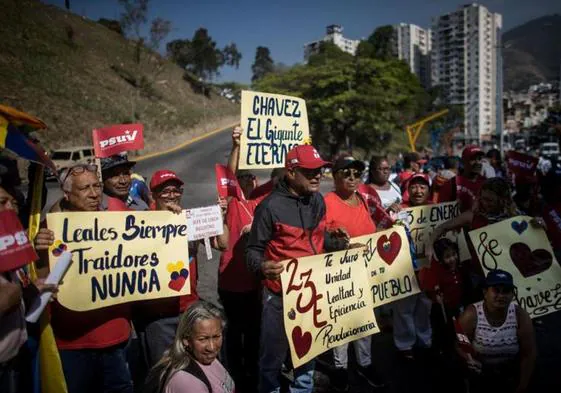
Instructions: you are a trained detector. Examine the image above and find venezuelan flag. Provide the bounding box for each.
[0,104,57,174]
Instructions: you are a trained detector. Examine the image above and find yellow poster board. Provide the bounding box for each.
[353,225,421,307]
[239,90,309,169]
[469,216,561,318]
[47,211,191,311]
[401,202,469,266]
[280,247,379,368]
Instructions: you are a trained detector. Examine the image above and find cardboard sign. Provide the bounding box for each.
[354,226,421,307]
[280,247,379,368]
[506,151,538,182]
[239,90,310,169]
[469,216,561,318]
[400,202,469,266]
[46,211,191,311]
[185,206,224,241]
[215,164,244,200]
[92,123,144,158]
[0,210,38,273]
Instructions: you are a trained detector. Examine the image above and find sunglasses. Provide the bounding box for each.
[61,164,98,183]
[338,168,363,179]
[296,167,324,179]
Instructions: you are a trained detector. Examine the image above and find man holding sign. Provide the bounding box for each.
[246,145,347,393]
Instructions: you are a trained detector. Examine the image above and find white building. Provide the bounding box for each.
[431,3,502,143]
[393,23,432,88]
[304,25,360,61]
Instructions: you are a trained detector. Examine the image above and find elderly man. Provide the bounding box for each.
[246,145,348,393]
[100,153,148,211]
[34,163,133,393]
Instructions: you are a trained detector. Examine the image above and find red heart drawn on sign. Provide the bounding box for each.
[376,232,402,266]
[509,243,552,277]
[168,276,186,292]
[291,326,312,359]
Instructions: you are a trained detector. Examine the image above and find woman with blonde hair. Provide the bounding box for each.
[143,301,234,393]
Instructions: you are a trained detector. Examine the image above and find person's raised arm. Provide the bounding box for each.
[515,306,536,393]
[227,126,242,174]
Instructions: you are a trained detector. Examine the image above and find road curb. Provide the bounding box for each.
[135,122,238,162]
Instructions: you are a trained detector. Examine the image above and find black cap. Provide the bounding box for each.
[100,153,136,173]
[483,269,514,288]
[332,156,366,173]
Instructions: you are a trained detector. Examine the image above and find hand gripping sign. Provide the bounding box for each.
[469,216,561,318]
[92,123,144,158]
[239,90,310,170]
[46,211,191,311]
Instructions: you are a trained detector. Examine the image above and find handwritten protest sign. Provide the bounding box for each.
[47,211,190,311]
[506,151,538,182]
[92,123,144,158]
[185,206,224,241]
[0,210,38,273]
[469,216,561,318]
[280,247,379,368]
[400,202,469,266]
[354,226,420,307]
[239,90,310,169]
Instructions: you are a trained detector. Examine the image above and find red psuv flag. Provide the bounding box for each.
[215,164,244,200]
[453,317,475,356]
[92,123,144,158]
[0,210,39,273]
[506,151,538,183]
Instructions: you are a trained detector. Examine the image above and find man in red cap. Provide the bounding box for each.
[133,169,229,370]
[437,146,485,212]
[246,145,348,393]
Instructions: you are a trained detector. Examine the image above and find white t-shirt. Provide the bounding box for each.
[375,181,402,209]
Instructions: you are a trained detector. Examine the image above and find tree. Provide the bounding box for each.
[366,25,396,60]
[251,46,274,83]
[167,29,241,82]
[118,0,171,119]
[98,18,124,36]
[65,0,70,10]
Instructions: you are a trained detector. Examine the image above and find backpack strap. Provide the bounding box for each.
[183,359,213,393]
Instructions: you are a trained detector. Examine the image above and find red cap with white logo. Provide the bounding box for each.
[285,145,329,170]
[150,170,184,191]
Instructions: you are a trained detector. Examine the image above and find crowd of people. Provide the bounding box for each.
[2,125,561,393]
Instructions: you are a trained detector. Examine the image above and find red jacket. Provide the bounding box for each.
[246,179,343,294]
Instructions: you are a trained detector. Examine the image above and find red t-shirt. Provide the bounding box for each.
[419,262,465,310]
[218,199,260,292]
[324,192,376,238]
[437,175,485,212]
[249,180,274,203]
[106,196,129,211]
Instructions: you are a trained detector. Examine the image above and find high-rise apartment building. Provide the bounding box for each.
[431,3,502,143]
[304,25,360,61]
[394,23,432,88]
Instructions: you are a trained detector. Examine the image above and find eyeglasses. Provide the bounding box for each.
[157,187,184,198]
[375,166,391,172]
[61,164,98,183]
[338,168,363,179]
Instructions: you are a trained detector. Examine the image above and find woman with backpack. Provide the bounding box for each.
[143,301,234,393]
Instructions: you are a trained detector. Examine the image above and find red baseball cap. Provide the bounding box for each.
[285,145,329,170]
[150,170,184,191]
[407,173,431,188]
[462,145,484,162]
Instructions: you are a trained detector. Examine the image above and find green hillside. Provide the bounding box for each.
[0,0,238,152]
